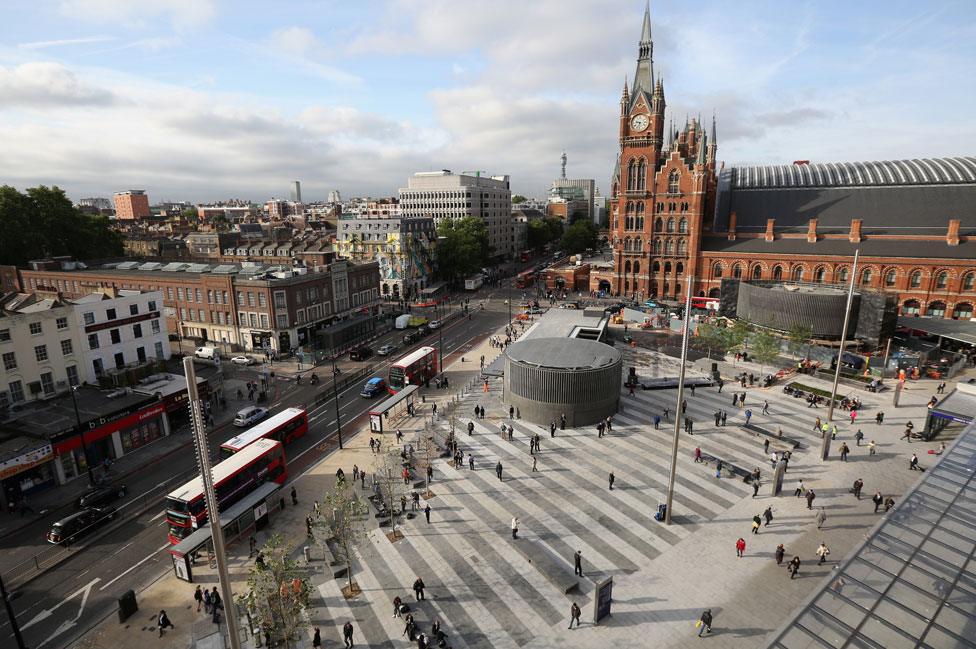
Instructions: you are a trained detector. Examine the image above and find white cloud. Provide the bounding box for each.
[18,36,115,50]
[58,0,217,30]
[0,62,115,108]
[267,27,322,58]
[262,26,360,85]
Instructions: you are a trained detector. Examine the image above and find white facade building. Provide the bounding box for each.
[399,171,513,259]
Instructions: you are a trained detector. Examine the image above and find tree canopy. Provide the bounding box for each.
[559,218,598,254]
[750,330,783,373]
[511,195,527,204]
[0,185,123,267]
[526,217,563,250]
[434,217,490,285]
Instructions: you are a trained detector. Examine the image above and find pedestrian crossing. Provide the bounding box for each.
[310,369,874,648]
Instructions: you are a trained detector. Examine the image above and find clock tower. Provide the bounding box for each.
[610,2,718,302]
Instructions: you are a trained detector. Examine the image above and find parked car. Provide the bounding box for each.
[525,307,543,314]
[428,320,442,330]
[47,507,116,546]
[230,355,256,366]
[416,325,431,337]
[360,377,387,398]
[194,346,218,360]
[76,484,127,510]
[349,347,373,361]
[377,344,397,356]
[605,303,625,314]
[402,331,419,345]
[234,406,269,427]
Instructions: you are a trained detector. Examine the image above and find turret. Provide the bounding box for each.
[707,112,717,163]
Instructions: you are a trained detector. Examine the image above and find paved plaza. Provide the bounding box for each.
[77,326,950,649]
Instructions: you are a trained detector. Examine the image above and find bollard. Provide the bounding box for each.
[304,546,311,562]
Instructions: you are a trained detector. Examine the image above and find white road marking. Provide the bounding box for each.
[149,510,166,522]
[21,578,101,631]
[110,541,134,556]
[98,544,168,592]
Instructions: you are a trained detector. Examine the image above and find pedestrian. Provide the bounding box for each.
[814,417,821,432]
[732,393,738,407]
[424,504,431,524]
[816,508,827,530]
[609,471,615,490]
[775,544,785,565]
[509,405,515,419]
[682,399,687,414]
[715,459,723,479]
[763,400,770,415]
[788,556,801,579]
[550,421,556,437]
[306,515,313,536]
[839,442,850,462]
[868,439,877,455]
[852,478,864,499]
[511,516,519,540]
[569,602,582,629]
[203,587,212,614]
[910,453,920,471]
[343,621,354,647]
[794,479,805,498]
[735,537,746,558]
[597,421,605,437]
[752,514,762,534]
[469,455,475,470]
[850,409,857,424]
[158,610,174,636]
[561,413,566,429]
[721,411,727,426]
[574,550,583,577]
[817,542,831,565]
[884,496,895,512]
[291,486,298,505]
[763,438,770,454]
[763,506,774,526]
[370,437,376,453]
[210,587,222,623]
[745,408,753,424]
[496,461,503,481]
[663,407,670,422]
[697,609,712,637]
[360,470,366,489]
[752,479,761,498]
[353,464,359,481]
[413,577,426,600]
[313,627,322,648]
[691,384,696,396]
[194,585,203,612]
[393,596,403,618]
[693,447,702,463]
[806,489,816,510]
[714,411,721,426]
[854,429,864,446]
[314,500,321,515]
[654,414,661,430]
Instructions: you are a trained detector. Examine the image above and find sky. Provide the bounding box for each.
[0,0,974,203]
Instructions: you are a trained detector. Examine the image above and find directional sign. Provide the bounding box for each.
[22,578,100,648]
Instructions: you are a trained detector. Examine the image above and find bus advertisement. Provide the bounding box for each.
[388,346,438,393]
[414,282,448,307]
[164,438,287,544]
[515,271,535,289]
[220,407,308,458]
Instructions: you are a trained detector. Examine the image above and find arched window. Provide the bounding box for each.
[654,217,663,232]
[652,261,660,273]
[954,303,974,319]
[627,159,636,191]
[664,262,672,274]
[910,270,922,288]
[678,218,688,233]
[713,263,723,278]
[636,159,647,190]
[624,260,631,274]
[668,170,680,194]
[677,240,687,255]
[927,301,946,317]
[663,282,669,295]
[667,218,675,233]
[861,268,873,285]
[837,267,849,283]
[624,279,629,292]
[665,240,674,255]
[773,265,783,281]
[674,282,681,296]
[752,265,762,280]
[732,264,742,279]
[792,266,803,282]
[903,299,920,315]
[936,271,948,289]
[636,203,645,230]
[624,237,631,252]
[962,273,974,291]
[676,262,684,275]
[633,261,640,274]
[814,267,826,283]
[635,237,643,251]
[653,238,662,254]
[884,269,897,287]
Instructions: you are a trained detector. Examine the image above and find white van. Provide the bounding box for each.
[194,346,218,360]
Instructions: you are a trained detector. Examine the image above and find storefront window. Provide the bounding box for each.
[121,420,162,451]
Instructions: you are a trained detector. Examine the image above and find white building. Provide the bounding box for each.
[593,190,607,226]
[399,170,513,259]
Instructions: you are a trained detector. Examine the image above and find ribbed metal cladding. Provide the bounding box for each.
[507,360,620,403]
[736,283,858,339]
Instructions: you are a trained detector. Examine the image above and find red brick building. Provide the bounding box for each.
[609,6,976,322]
[113,190,151,220]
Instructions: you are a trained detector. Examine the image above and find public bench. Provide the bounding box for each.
[742,422,802,449]
[697,452,753,482]
[509,537,580,594]
[635,376,714,390]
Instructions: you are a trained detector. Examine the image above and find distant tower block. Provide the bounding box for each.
[561,151,568,179]
[290,181,302,203]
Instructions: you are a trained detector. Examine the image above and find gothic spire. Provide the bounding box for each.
[631,1,655,103]
[710,111,717,144]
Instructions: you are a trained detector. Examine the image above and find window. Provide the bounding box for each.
[106,308,117,320]
[935,272,948,289]
[258,293,267,307]
[180,308,188,320]
[40,372,54,395]
[110,329,121,344]
[752,265,762,280]
[83,312,94,325]
[667,218,675,233]
[35,345,48,362]
[884,269,896,287]
[927,301,946,317]
[732,264,742,279]
[92,358,103,377]
[167,287,173,300]
[195,289,202,302]
[963,273,975,291]
[0,329,8,342]
[260,314,269,328]
[2,352,16,370]
[178,287,185,300]
[712,263,723,278]
[247,292,255,307]
[838,267,849,283]
[9,380,24,402]
[136,346,147,362]
[207,290,214,304]
[129,304,139,316]
[668,170,680,194]
[151,319,160,334]
[678,218,687,233]
[114,352,125,369]
[276,314,289,329]
[154,341,164,359]
[133,323,143,338]
[815,267,826,283]
[861,268,873,285]
[198,309,205,321]
[274,291,287,309]
[792,266,803,282]
[88,333,99,349]
[61,339,73,356]
[66,365,79,387]
[56,317,68,330]
[29,322,42,335]
[678,240,687,255]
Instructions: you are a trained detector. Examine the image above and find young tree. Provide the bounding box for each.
[373,445,410,540]
[317,478,370,595]
[414,422,440,499]
[787,323,814,360]
[246,534,311,649]
[694,322,732,359]
[728,320,753,357]
[750,330,782,375]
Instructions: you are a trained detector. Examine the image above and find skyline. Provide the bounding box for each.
[1,0,974,203]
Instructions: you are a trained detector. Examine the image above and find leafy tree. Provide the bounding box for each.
[181,206,199,221]
[728,320,753,356]
[246,534,311,649]
[316,477,370,594]
[787,324,813,360]
[543,217,564,243]
[511,195,527,204]
[434,217,490,285]
[373,445,410,540]
[750,330,782,374]
[694,322,732,359]
[559,219,598,254]
[0,185,122,267]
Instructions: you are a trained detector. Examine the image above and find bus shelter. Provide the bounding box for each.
[168,481,281,583]
[368,384,419,433]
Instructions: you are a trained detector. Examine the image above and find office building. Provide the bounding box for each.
[113,190,151,220]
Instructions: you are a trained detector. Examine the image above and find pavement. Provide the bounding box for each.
[69,312,963,649]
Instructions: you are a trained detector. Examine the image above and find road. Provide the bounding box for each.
[0,291,510,649]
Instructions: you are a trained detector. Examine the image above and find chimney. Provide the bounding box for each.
[807,218,818,243]
[947,219,960,246]
[765,219,775,242]
[849,218,862,243]
[727,211,737,241]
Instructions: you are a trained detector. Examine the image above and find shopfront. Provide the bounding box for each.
[0,441,56,509]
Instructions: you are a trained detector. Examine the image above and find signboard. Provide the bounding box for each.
[0,443,53,480]
[593,576,613,624]
[370,413,383,432]
[253,502,268,520]
[172,553,192,582]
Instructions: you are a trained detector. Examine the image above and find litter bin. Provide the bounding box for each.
[118,589,138,623]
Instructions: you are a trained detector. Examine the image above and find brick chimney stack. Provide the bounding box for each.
[807,218,818,243]
[765,219,775,242]
[849,219,862,243]
[947,219,960,246]
[727,211,737,241]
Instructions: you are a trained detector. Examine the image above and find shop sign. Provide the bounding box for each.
[0,444,53,480]
[54,403,166,454]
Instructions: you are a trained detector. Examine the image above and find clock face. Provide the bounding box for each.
[631,114,649,132]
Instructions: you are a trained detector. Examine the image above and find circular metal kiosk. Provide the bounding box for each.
[503,337,621,427]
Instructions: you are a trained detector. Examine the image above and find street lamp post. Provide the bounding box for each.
[331,350,343,449]
[0,573,26,649]
[68,385,97,487]
[664,278,694,525]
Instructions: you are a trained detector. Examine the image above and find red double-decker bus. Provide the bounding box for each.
[691,297,719,311]
[388,346,438,393]
[220,407,308,458]
[164,438,287,544]
[515,271,535,289]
